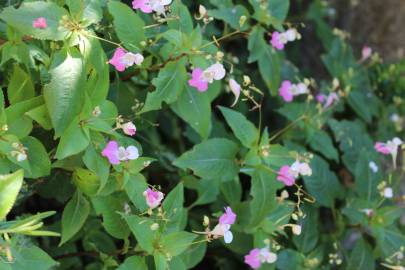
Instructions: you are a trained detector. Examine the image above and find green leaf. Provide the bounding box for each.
[179,241,207,269]
[371,226,405,257]
[354,151,380,201]
[25,104,52,130]
[167,1,193,33]
[208,5,250,30]
[141,59,187,113]
[0,169,23,221]
[0,1,69,41]
[174,138,239,181]
[55,119,90,159]
[348,239,375,270]
[303,155,344,207]
[308,129,338,161]
[92,195,130,239]
[258,45,281,95]
[124,173,149,212]
[83,145,110,193]
[60,191,90,246]
[249,169,278,227]
[219,106,259,148]
[108,1,145,51]
[162,183,185,231]
[44,49,86,136]
[154,252,168,270]
[7,65,35,104]
[247,26,267,63]
[171,84,212,140]
[72,168,100,196]
[21,136,51,178]
[161,231,197,257]
[293,205,319,253]
[7,244,57,270]
[117,256,147,270]
[123,215,155,254]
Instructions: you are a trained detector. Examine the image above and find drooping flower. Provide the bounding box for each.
[202,63,226,83]
[229,79,241,107]
[109,48,144,72]
[361,46,372,60]
[276,165,296,186]
[219,206,237,225]
[143,188,164,209]
[132,0,153,13]
[188,68,209,92]
[101,140,139,165]
[33,17,47,29]
[279,80,293,102]
[270,32,285,50]
[122,122,136,136]
[245,247,277,269]
[323,92,339,109]
[290,161,312,177]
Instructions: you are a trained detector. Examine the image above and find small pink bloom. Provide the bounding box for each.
[33,17,47,29]
[244,248,261,269]
[101,141,120,165]
[132,0,153,13]
[323,92,339,108]
[277,165,296,186]
[270,32,285,50]
[219,206,236,225]
[122,122,136,136]
[279,80,293,102]
[109,48,128,72]
[188,68,209,92]
[374,142,391,155]
[362,46,372,60]
[316,94,326,103]
[229,79,241,107]
[202,63,226,83]
[143,188,164,209]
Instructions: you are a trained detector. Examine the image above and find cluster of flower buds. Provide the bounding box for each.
[10,142,28,162]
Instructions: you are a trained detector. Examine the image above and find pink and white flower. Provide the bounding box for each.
[188,68,209,92]
[277,165,296,186]
[361,46,372,60]
[122,122,136,136]
[270,29,300,50]
[33,17,47,29]
[245,247,277,269]
[270,32,285,50]
[278,80,308,102]
[188,63,226,92]
[210,206,236,244]
[101,140,139,165]
[374,137,403,167]
[143,188,164,209]
[277,161,311,186]
[132,0,172,15]
[109,48,144,72]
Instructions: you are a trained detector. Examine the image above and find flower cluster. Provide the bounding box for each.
[132,0,172,15]
[188,63,226,92]
[278,80,309,102]
[101,141,139,165]
[109,48,144,72]
[244,247,277,269]
[277,160,312,186]
[270,28,300,50]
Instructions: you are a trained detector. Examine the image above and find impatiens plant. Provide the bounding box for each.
[0,0,404,269]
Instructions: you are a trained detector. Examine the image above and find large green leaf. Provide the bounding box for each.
[7,65,35,104]
[83,144,110,193]
[308,129,339,162]
[44,49,86,136]
[108,1,145,51]
[347,239,375,270]
[55,119,90,159]
[303,155,344,207]
[258,45,281,95]
[141,59,187,113]
[0,1,69,41]
[6,243,57,270]
[293,205,319,253]
[0,169,24,221]
[60,192,90,245]
[21,136,51,178]
[162,183,185,232]
[174,138,239,181]
[123,215,155,254]
[161,231,197,257]
[117,256,148,270]
[219,106,259,148]
[171,84,212,140]
[208,5,250,30]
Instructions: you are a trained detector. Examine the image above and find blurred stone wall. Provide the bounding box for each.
[331,0,405,62]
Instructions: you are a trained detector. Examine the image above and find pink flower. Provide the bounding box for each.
[270,32,285,50]
[277,165,296,186]
[122,122,136,136]
[210,223,233,243]
[202,63,226,83]
[245,249,261,269]
[316,94,326,103]
[109,48,128,72]
[279,80,293,102]
[362,46,372,60]
[101,141,120,165]
[219,206,236,225]
[132,0,153,13]
[188,68,209,92]
[33,17,47,29]
[101,140,139,165]
[143,188,164,209]
[374,142,392,155]
[323,93,339,108]
[229,79,241,107]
